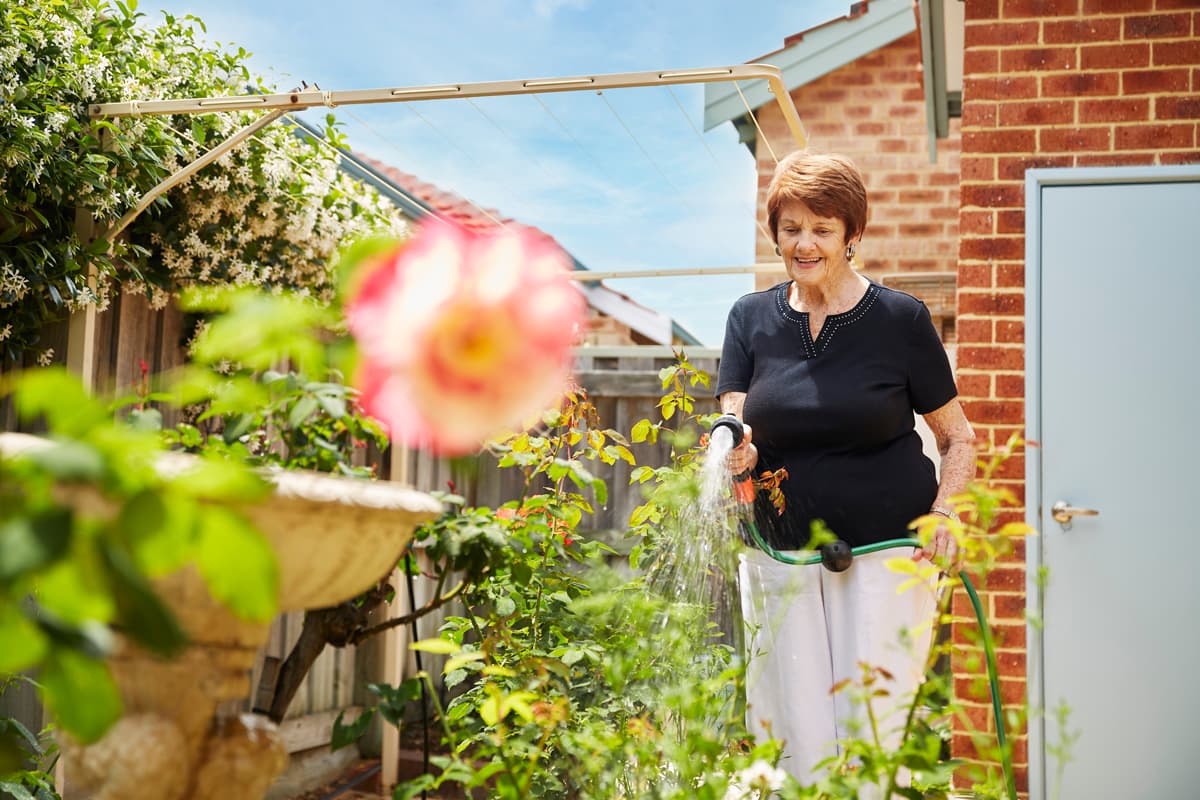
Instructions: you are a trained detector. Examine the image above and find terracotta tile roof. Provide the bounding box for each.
[348,150,701,345]
[353,152,565,254]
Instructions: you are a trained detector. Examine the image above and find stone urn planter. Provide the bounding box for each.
[0,432,443,800]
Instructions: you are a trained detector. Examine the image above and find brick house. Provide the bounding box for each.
[704,0,963,340]
[706,0,1199,795]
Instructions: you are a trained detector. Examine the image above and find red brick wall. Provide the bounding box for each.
[752,32,962,304]
[955,0,1199,792]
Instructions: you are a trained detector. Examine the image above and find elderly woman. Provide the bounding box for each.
[716,151,975,784]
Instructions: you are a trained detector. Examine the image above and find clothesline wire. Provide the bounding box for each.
[337,106,508,228]
[530,93,607,174]
[733,79,779,165]
[340,86,779,271]
[163,83,787,273]
[664,85,718,162]
[663,84,777,248]
[594,89,687,200]
[731,79,783,250]
[465,97,555,183]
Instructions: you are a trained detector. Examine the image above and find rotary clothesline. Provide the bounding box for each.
[92,64,805,279]
[336,85,779,248]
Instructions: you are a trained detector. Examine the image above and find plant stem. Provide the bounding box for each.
[884,573,955,798]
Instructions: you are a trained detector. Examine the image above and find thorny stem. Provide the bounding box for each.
[866,684,883,755]
[420,670,456,748]
[530,419,573,645]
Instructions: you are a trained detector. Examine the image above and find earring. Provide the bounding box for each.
[775,245,781,256]
[845,243,856,260]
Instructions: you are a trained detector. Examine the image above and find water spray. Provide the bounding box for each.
[709,414,756,505]
[708,415,1018,800]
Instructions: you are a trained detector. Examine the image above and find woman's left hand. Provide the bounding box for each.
[913,519,960,570]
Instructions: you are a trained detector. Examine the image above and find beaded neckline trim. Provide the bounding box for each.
[774,282,881,358]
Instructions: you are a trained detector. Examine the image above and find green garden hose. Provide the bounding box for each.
[742,521,1018,800]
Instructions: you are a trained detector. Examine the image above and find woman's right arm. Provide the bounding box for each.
[717,391,757,474]
[719,391,746,418]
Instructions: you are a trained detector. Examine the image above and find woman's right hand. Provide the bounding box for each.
[726,423,758,475]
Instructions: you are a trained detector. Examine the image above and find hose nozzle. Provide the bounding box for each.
[710,413,745,448]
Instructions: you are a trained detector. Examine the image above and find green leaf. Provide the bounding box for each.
[610,444,636,465]
[444,651,486,675]
[0,776,36,800]
[20,441,105,483]
[392,774,436,800]
[221,413,255,444]
[586,478,605,508]
[0,602,47,673]
[35,558,115,628]
[11,368,108,436]
[631,418,652,443]
[314,392,347,420]
[287,396,318,428]
[370,678,425,726]
[0,715,40,756]
[117,490,194,576]
[194,507,277,622]
[39,648,122,744]
[510,561,532,586]
[330,707,375,751]
[629,466,654,484]
[100,541,188,658]
[0,508,72,581]
[410,638,460,655]
[629,543,645,570]
[493,595,515,616]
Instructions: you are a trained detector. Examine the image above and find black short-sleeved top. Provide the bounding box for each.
[716,281,957,549]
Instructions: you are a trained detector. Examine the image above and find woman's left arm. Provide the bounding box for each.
[914,397,977,565]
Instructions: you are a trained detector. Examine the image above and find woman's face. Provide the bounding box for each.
[775,200,855,288]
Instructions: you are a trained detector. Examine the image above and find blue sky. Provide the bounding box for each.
[143,0,850,345]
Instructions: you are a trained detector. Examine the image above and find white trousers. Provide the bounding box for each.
[739,547,937,785]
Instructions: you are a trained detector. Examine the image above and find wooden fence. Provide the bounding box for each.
[1,296,723,790]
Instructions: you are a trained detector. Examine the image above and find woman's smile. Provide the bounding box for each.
[775,199,851,287]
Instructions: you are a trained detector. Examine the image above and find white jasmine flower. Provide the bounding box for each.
[724,761,788,800]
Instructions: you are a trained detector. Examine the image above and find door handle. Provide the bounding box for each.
[1051,500,1099,530]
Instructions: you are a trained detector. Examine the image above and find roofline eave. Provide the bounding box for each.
[702,0,916,131]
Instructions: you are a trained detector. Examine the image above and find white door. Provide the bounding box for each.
[1027,166,1200,800]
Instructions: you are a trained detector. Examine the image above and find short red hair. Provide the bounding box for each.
[766,152,868,244]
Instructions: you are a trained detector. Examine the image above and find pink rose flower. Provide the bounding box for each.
[344,220,585,455]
